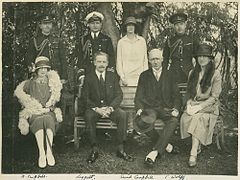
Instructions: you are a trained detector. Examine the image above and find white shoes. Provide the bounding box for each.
[38,155,47,168]
[46,152,55,166]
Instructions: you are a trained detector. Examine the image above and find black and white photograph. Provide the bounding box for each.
[1,0,239,179]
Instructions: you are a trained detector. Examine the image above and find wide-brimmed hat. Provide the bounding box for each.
[194,43,214,58]
[169,12,188,24]
[124,16,137,26]
[133,109,157,134]
[34,56,51,70]
[85,11,104,23]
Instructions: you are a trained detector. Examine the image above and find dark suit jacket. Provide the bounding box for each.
[134,68,182,114]
[74,32,115,72]
[82,70,122,110]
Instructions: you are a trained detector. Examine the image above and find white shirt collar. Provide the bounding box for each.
[152,67,162,74]
[91,31,100,39]
[95,70,106,80]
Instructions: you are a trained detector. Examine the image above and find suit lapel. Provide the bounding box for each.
[92,71,101,99]
[105,71,112,97]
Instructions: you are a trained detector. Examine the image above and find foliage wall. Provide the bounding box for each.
[2,2,238,136]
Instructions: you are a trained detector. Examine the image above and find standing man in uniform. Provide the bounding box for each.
[25,14,69,153]
[163,12,198,83]
[73,11,115,76]
[25,14,68,82]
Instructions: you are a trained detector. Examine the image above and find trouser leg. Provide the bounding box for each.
[84,109,99,146]
[153,117,178,154]
[110,108,127,150]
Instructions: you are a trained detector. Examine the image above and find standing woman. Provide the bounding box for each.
[14,56,63,168]
[116,16,148,86]
[180,43,222,167]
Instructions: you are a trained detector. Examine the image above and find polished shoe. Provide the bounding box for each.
[86,151,99,163]
[116,151,134,162]
[144,157,155,168]
[38,155,47,168]
[46,152,55,166]
[188,155,197,167]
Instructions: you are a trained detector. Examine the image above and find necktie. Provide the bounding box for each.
[99,74,105,105]
[155,72,160,81]
[93,33,97,39]
[100,74,104,86]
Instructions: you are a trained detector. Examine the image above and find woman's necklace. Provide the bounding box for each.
[36,77,49,99]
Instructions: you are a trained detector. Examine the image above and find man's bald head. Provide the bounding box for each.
[148,49,163,70]
[149,49,163,58]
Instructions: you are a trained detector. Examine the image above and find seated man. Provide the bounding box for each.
[82,51,133,163]
[134,49,182,167]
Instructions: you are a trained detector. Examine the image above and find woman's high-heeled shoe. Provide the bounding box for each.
[46,152,55,166]
[38,155,47,168]
[188,155,197,167]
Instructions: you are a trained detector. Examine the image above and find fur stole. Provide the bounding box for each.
[14,70,63,135]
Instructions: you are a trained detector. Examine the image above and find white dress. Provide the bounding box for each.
[116,35,148,86]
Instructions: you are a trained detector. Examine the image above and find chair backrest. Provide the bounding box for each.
[121,86,137,108]
[120,83,188,109]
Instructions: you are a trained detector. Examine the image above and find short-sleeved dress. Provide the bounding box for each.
[23,79,56,135]
[180,70,222,146]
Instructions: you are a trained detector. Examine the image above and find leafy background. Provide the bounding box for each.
[2,2,238,173]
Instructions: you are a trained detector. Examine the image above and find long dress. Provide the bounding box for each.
[116,35,148,86]
[23,79,56,135]
[180,70,222,145]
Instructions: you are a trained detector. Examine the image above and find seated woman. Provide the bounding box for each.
[180,43,222,167]
[116,16,148,86]
[14,56,63,168]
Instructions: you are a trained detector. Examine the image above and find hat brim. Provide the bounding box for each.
[35,65,51,70]
[88,17,102,23]
[133,116,154,134]
[125,22,137,26]
[41,20,53,23]
[169,13,188,24]
[194,54,214,58]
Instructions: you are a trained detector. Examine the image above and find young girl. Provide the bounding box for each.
[180,43,222,167]
[15,56,63,168]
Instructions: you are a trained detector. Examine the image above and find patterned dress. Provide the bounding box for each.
[23,78,56,135]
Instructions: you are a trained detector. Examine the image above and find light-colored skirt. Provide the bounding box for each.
[180,112,218,146]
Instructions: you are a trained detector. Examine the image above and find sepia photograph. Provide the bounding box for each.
[1,0,238,179]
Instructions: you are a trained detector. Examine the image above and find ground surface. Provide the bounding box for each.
[2,129,238,175]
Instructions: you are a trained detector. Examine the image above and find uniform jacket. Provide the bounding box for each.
[162,33,198,83]
[75,32,115,72]
[25,33,68,79]
[134,68,182,113]
[82,70,123,109]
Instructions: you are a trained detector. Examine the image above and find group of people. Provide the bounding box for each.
[14,10,222,169]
